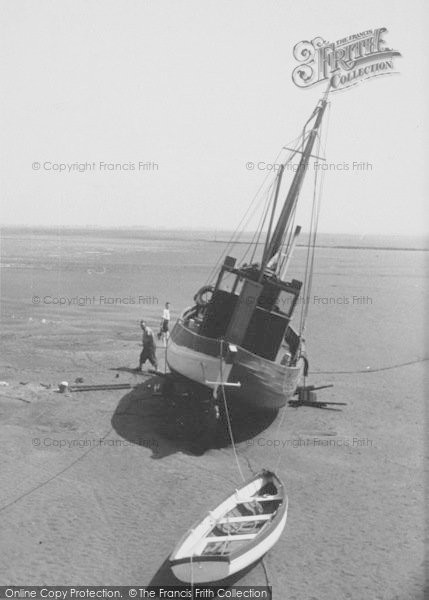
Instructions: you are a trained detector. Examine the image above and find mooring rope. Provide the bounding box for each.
[219,340,246,482]
[313,356,429,374]
[0,425,114,513]
[261,557,273,599]
[190,553,194,594]
[274,405,290,472]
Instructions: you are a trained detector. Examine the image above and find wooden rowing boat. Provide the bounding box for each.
[169,470,287,582]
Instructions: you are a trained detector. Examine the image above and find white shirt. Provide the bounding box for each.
[163,308,170,321]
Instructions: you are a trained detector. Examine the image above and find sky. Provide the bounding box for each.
[0,0,428,235]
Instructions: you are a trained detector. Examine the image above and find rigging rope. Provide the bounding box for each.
[298,101,330,338]
[204,128,313,285]
[302,103,331,332]
[276,200,298,276]
[237,137,313,269]
[298,155,319,335]
[204,149,283,285]
[248,193,271,265]
[245,179,276,266]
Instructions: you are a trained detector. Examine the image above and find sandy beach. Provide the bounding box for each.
[0,229,427,599]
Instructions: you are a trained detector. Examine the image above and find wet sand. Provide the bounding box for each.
[0,232,427,598]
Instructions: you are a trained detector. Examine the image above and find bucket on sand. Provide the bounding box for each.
[58,381,69,393]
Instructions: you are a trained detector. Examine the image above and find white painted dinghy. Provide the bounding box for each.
[169,469,287,582]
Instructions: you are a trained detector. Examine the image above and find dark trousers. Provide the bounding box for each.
[139,346,158,369]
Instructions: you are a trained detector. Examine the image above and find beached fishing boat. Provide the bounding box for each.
[167,89,330,410]
[169,470,287,582]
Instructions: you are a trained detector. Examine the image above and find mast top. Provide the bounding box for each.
[262,89,330,267]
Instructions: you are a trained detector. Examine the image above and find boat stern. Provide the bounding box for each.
[170,557,230,583]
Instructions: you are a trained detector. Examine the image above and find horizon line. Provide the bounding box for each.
[0,224,427,238]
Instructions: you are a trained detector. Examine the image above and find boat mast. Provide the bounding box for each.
[259,164,285,281]
[263,89,329,267]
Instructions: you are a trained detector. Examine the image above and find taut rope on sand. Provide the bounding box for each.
[0,426,113,513]
[219,340,246,483]
[313,356,428,375]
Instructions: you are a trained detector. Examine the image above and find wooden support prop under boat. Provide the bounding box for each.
[288,383,346,409]
[169,470,287,583]
[68,383,133,392]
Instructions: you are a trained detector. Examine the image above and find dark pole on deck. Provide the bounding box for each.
[259,163,285,281]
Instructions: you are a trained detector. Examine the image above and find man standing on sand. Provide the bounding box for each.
[138,320,158,371]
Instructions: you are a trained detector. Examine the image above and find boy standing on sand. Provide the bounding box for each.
[158,301,171,345]
[138,320,158,371]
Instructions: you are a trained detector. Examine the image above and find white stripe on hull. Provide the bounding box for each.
[167,340,224,391]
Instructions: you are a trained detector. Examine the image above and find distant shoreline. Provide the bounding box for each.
[207,240,429,252]
[1,227,428,252]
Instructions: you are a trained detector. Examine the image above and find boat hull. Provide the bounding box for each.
[166,320,303,410]
[170,507,287,582]
[169,470,287,583]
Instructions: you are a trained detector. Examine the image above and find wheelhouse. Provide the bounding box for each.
[187,256,302,362]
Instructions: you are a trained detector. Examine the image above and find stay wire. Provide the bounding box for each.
[205,148,283,285]
[240,177,277,266]
[303,103,331,330]
[205,129,311,285]
[300,150,322,333]
[248,188,273,265]
[298,105,328,337]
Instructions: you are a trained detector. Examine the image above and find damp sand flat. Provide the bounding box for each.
[0,230,426,598]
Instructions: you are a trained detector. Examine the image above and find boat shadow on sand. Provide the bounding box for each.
[111,374,278,458]
[148,554,261,587]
